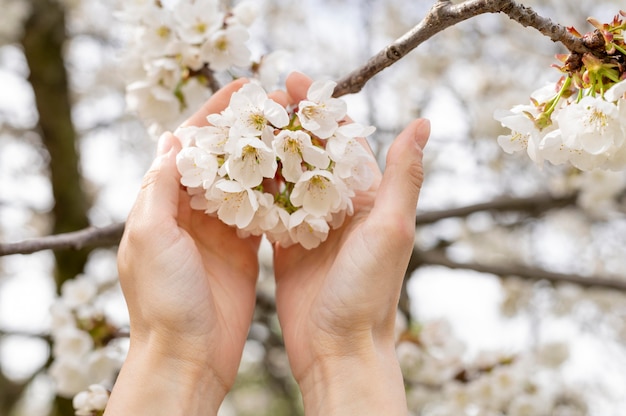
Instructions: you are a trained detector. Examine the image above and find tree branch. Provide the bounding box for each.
[415,192,577,225]
[0,192,578,256]
[333,0,588,97]
[0,223,124,256]
[412,248,626,292]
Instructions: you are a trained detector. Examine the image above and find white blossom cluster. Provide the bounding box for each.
[72,384,109,416]
[176,80,376,249]
[495,11,626,172]
[395,318,586,416]
[495,79,626,171]
[48,275,124,411]
[118,0,285,134]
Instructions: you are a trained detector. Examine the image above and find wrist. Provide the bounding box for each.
[105,337,227,416]
[297,339,408,416]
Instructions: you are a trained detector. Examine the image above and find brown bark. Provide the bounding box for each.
[21,1,91,415]
[21,0,90,288]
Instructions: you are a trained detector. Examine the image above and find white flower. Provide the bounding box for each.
[172,0,223,45]
[507,393,551,416]
[86,348,123,385]
[273,130,329,182]
[327,123,376,191]
[493,106,538,155]
[175,81,376,249]
[288,210,330,249]
[61,277,98,309]
[126,80,180,126]
[73,384,110,416]
[49,358,90,397]
[52,327,94,359]
[177,125,227,153]
[207,179,259,228]
[396,341,424,380]
[224,137,277,188]
[604,79,626,102]
[49,301,75,331]
[134,7,181,58]
[176,147,219,188]
[256,50,290,90]
[200,24,251,71]
[227,1,259,27]
[290,170,343,217]
[228,83,289,138]
[297,80,347,138]
[557,96,622,155]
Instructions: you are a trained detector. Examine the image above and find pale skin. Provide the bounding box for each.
[105,72,430,415]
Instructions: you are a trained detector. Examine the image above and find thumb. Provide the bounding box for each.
[128,132,183,226]
[371,119,430,226]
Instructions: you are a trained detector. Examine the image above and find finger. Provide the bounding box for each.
[182,78,249,127]
[128,132,183,228]
[269,89,289,108]
[285,71,313,105]
[371,119,430,225]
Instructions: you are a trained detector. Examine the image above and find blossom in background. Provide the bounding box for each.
[46,275,125,414]
[119,0,287,135]
[495,11,626,171]
[176,80,376,249]
[73,384,110,416]
[396,319,579,416]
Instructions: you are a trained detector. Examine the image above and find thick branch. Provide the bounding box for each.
[0,223,125,256]
[21,0,91,288]
[412,248,626,292]
[333,0,588,97]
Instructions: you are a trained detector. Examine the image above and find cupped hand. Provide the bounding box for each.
[273,73,430,391]
[116,79,260,394]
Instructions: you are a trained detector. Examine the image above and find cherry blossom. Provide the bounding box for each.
[207,179,260,229]
[288,210,331,249]
[200,25,251,71]
[495,13,626,171]
[176,80,376,249]
[73,384,110,416]
[176,146,219,188]
[224,137,277,188]
[228,83,289,138]
[119,0,286,133]
[273,130,329,182]
[290,170,343,217]
[297,80,347,138]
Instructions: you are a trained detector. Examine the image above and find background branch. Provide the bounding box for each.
[411,248,626,292]
[415,192,577,225]
[0,192,577,257]
[333,0,588,97]
[0,223,124,256]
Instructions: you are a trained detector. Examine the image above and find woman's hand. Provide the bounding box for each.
[273,72,430,415]
[106,79,261,416]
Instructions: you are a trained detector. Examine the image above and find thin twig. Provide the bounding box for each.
[0,223,124,256]
[413,248,626,292]
[415,192,577,225]
[333,0,588,97]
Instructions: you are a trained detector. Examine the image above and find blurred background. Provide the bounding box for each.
[1,0,625,415]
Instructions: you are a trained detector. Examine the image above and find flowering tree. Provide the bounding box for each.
[1,0,625,415]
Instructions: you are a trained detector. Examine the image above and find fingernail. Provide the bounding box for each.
[157,132,174,156]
